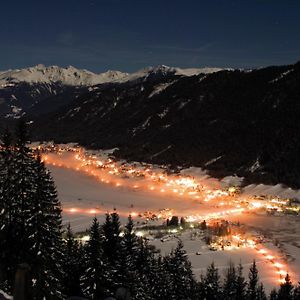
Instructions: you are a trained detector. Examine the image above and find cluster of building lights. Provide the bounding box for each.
[34,143,297,285]
[212,234,292,284]
[36,144,297,219]
[40,145,236,205]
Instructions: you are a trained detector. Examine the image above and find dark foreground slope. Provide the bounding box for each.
[32,62,300,187]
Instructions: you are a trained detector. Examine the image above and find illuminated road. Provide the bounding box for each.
[43,150,245,222]
[36,144,299,287]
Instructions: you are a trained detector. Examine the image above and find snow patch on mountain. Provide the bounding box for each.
[178,99,192,110]
[149,81,176,98]
[158,108,169,118]
[249,158,261,172]
[150,145,172,159]
[5,105,24,119]
[205,156,223,166]
[132,116,152,135]
[270,69,294,83]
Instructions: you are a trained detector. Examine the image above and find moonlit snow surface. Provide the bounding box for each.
[48,162,300,292]
[49,165,207,231]
[151,231,283,292]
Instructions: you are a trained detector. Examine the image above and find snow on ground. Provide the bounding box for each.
[46,149,299,291]
[180,166,300,200]
[227,214,300,284]
[149,82,175,98]
[150,230,283,293]
[180,167,216,186]
[48,164,300,291]
[243,184,300,199]
[49,165,214,231]
[221,175,244,187]
[0,289,12,299]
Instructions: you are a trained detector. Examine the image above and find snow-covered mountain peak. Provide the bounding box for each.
[151,65,175,72]
[116,65,223,83]
[0,64,224,88]
[0,65,129,87]
[146,65,223,76]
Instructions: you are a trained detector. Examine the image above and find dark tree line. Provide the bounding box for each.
[0,122,300,300]
[57,214,300,300]
[0,121,63,299]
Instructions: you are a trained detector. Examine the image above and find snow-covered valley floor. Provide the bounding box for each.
[47,160,300,293]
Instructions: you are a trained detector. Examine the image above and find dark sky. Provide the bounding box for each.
[1,0,300,72]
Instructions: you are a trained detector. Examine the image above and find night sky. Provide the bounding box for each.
[1,0,300,72]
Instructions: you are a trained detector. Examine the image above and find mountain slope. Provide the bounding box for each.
[31,61,300,188]
[0,64,221,119]
[0,64,130,119]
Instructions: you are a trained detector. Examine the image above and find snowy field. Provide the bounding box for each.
[150,230,283,292]
[47,162,300,292]
[228,214,300,284]
[49,165,229,231]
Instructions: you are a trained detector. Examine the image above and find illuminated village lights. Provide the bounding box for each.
[41,144,295,221]
[36,143,298,286]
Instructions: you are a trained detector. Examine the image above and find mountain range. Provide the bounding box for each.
[1,62,300,188]
[0,64,221,118]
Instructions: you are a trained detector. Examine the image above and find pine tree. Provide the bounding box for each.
[102,210,123,293]
[164,240,197,300]
[223,261,237,299]
[1,122,65,298]
[269,289,278,300]
[81,217,110,299]
[130,237,155,300]
[102,213,113,257]
[247,260,259,300]
[0,122,38,291]
[277,273,293,300]
[62,224,84,298]
[198,273,207,299]
[150,255,171,300]
[122,216,155,299]
[257,283,267,300]
[111,210,122,255]
[27,155,64,299]
[120,216,134,285]
[203,262,221,300]
[236,262,247,300]
[119,215,143,298]
[12,120,37,262]
[0,128,15,290]
[293,283,300,300]
[102,211,122,264]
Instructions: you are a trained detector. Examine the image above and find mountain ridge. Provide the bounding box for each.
[2,61,300,188]
[0,64,223,87]
[0,64,128,87]
[29,61,300,188]
[0,64,223,119]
